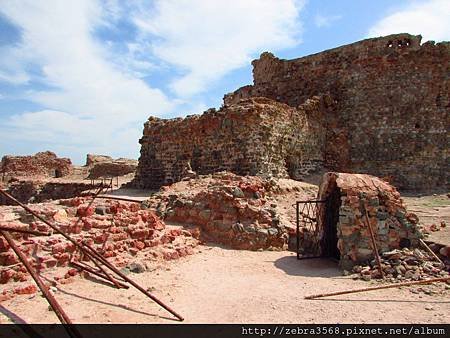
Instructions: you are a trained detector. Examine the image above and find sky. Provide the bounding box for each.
[0,0,449,165]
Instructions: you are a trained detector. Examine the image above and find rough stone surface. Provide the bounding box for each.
[88,159,137,179]
[0,179,95,205]
[316,172,423,269]
[0,198,199,288]
[133,33,449,191]
[144,172,289,250]
[1,151,73,178]
[133,96,329,189]
[224,34,449,190]
[86,154,137,179]
[352,248,449,283]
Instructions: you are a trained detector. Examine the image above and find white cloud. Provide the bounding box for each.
[133,0,304,97]
[0,0,173,162]
[0,0,304,163]
[314,14,342,28]
[368,0,450,42]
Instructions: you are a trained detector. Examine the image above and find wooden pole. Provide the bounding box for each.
[305,276,450,299]
[363,203,384,279]
[419,239,444,266]
[0,187,184,321]
[1,231,82,338]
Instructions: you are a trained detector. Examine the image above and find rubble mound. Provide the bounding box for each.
[145,172,291,250]
[1,151,73,178]
[0,197,199,293]
[352,248,449,283]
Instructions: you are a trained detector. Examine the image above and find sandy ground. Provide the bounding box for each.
[0,246,448,324]
[403,193,450,246]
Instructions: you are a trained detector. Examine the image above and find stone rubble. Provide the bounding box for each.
[0,197,200,301]
[351,247,449,285]
[144,172,289,250]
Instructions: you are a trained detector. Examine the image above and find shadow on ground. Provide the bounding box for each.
[274,255,341,277]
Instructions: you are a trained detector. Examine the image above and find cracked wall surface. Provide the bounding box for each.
[134,33,449,190]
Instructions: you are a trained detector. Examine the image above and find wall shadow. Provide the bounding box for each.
[274,255,341,277]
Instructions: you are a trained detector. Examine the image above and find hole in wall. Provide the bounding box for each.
[321,187,341,260]
[399,238,411,249]
[414,123,420,129]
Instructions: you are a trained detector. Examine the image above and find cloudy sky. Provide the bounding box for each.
[0,0,449,164]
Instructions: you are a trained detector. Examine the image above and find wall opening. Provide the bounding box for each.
[321,186,341,260]
[54,169,62,178]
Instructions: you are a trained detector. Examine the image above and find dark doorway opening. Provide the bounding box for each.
[54,169,62,178]
[321,187,341,260]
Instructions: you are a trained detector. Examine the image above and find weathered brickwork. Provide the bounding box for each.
[134,33,449,190]
[224,33,450,190]
[133,97,330,189]
[1,151,73,178]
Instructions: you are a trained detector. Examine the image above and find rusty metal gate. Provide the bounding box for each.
[296,200,325,259]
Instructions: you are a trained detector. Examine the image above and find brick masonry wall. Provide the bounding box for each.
[224,34,450,190]
[1,151,73,178]
[133,97,329,189]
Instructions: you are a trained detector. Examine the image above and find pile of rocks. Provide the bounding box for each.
[0,197,200,287]
[352,248,449,282]
[145,172,289,250]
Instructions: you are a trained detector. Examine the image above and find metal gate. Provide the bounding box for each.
[296,200,325,259]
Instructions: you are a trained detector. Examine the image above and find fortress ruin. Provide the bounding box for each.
[133,33,450,190]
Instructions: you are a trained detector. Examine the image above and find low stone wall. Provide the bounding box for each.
[0,179,95,205]
[0,198,199,289]
[85,154,138,179]
[145,172,289,250]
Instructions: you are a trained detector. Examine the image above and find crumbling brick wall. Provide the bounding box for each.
[1,151,73,178]
[133,97,329,189]
[224,34,450,190]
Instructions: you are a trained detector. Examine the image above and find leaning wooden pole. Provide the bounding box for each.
[362,203,385,279]
[419,239,444,266]
[1,230,82,338]
[305,277,450,299]
[0,188,184,321]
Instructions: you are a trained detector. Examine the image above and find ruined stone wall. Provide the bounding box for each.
[0,179,96,205]
[1,151,73,178]
[225,34,450,190]
[133,97,328,189]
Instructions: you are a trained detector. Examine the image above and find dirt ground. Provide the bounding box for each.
[0,245,448,324]
[403,193,450,246]
[0,178,448,324]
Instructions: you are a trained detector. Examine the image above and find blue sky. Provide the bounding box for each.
[0,0,449,165]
